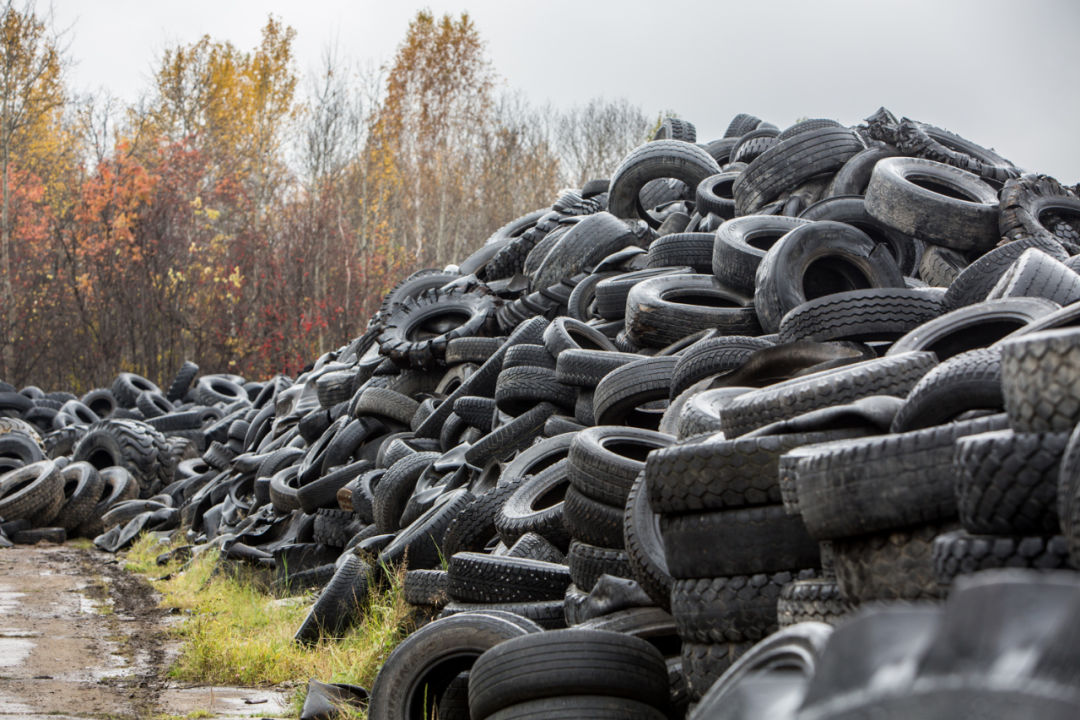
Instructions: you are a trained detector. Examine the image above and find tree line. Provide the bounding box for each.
[0,3,657,391]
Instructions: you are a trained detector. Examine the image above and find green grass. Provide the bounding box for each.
[125,534,416,717]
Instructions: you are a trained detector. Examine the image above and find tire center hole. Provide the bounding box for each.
[907,174,978,202]
[802,256,872,299]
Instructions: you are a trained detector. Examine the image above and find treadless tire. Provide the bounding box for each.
[865,156,1001,251]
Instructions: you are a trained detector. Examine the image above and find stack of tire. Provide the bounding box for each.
[2,108,1080,719]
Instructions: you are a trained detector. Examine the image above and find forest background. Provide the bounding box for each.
[0,2,658,391]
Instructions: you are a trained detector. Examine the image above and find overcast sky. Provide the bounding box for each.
[50,0,1080,181]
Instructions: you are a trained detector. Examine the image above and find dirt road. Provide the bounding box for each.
[0,544,289,719]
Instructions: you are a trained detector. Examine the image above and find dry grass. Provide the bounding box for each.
[125,533,415,717]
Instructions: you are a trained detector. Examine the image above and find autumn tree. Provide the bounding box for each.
[0,0,65,377]
[555,97,653,187]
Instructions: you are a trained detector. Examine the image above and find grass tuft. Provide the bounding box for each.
[125,533,416,718]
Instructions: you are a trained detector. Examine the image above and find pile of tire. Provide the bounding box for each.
[2,107,1080,719]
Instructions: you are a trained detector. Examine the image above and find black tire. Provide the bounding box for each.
[725,113,763,138]
[831,522,953,602]
[562,484,625,548]
[567,426,673,507]
[608,141,721,228]
[648,429,865,514]
[680,641,753,701]
[379,489,474,570]
[865,156,1001,251]
[661,504,819,578]
[312,507,361,548]
[1000,326,1080,433]
[74,466,138,538]
[467,628,669,719]
[753,220,905,334]
[484,696,666,720]
[668,335,775,399]
[712,215,809,297]
[373,452,439,533]
[999,174,1080,250]
[887,297,1060,361]
[452,396,496,432]
[111,373,162,409]
[378,289,497,370]
[891,347,1003,432]
[776,578,852,628]
[623,470,672,609]
[445,336,506,364]
[353,387,420,426]
[689,622,832,714]
[72,419,172,494]
[440,479,521,558]
[654,117,697,143]
[193,375,247,406]
[918,244,968,286]
[0,460,63,524]
[986,249,1080,306]
[593,356,677,429]
[826,145,901,196]
[567,540,631,590]
[367,612,543,720]
[719,352,935,439]
[799,194,923,276]
[80,388,116,419]
[506,531,565,564]
[53,461,104,533]
[954,429,1065,535]
[673,570,817,644]
[778,288,944,344]
[626,274,759,348]
[495,460,572,548]
[463,402,557,467]
[932,530,1071,586]
[439,601,566,630]
[294,554,372,645]
[646,232,714,272]
[943,236,1068,311]
[594,266,694,320]
[447,552,570,603]
[542,317,617,356]
[789,413,1009,540]
[494,366,575,416]
[554,348,641,388]
[532,213,638,290]
[733,127,863,215]
[731,128,780,164]
[695,172,739,219]
[166,361,199,402]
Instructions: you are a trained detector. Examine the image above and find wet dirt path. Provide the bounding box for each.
[0,545,289,719]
